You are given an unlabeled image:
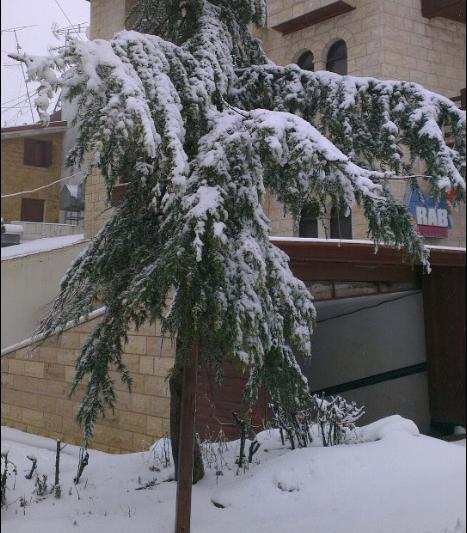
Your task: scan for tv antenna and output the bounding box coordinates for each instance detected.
[52,22,88,41]
[2,26,37,123]
[1,25,38,34]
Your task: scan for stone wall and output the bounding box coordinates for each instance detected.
[267,0,357,29]
[257,0,386,78]
[381,0,466,98]
[89,0,126,40]
[1,315,175,453]
[83,166,112,239]
[259,0,466,98]
[89,0,137,40]
[1,133,65,224]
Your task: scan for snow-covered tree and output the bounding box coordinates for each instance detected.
[13,0,465,468]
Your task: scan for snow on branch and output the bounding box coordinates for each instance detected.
[234,65,466,200]
[11,0,464,444]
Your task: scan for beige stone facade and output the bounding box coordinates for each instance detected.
[1,126,66,224]
[262,0,465,246]
[1,314,173,453]
[260,0,465,97]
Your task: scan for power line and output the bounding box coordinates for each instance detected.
[316,291,420,325]
[1,105,32,110]
[2,91,36,106]
[1,171,84,199]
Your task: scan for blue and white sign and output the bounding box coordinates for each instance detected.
[408,191,452,239]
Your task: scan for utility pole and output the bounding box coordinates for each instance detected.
[13,29,35,123]
[174,338,199,533]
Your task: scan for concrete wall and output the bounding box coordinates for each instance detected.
[1,241,87,349]
[1,315,174,453]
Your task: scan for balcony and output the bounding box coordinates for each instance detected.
[269,0,356,35]
[421,0,466,23]
[451,88,466,110]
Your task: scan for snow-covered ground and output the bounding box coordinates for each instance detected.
[1,416,465,533]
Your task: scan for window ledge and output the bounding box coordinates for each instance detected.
[271,1,356,35]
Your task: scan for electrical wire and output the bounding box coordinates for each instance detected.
[316,291,420,325]
[1,171,84,199]
[53,0,84,41]
[1,91,32,106]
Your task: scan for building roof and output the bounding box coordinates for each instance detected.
[272,237,466,268]
[1,120,68,140]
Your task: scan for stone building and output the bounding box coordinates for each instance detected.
[86,0,466,246]
[1,120,68,224]
[255,0,466,246]
[1,0,465,452]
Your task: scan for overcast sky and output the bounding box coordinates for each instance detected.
[1,0,90,127]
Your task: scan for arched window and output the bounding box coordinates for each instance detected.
[297,50,315,71]
[330,205,352,239]
[326,40,347,75]
[299,207,318,238]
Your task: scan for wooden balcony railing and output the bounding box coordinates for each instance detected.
[421,0,466,23]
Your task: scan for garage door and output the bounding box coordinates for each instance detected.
[301,290,431,433]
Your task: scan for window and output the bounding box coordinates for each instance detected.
[297,50,315,71]
[330,205,352,239]
[21,198,45,222]
[24,138,52,168]
[299,207,318,238]
[326,40,348,75]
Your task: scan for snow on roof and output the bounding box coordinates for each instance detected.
[66,184,80,198]
[1,234,86,261]
[270,236,466,253]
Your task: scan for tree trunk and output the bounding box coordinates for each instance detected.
[174,338,205,533]
[169,347,204,484]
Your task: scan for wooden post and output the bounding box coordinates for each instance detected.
[54,440,61,488]
[174,339,199,533]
